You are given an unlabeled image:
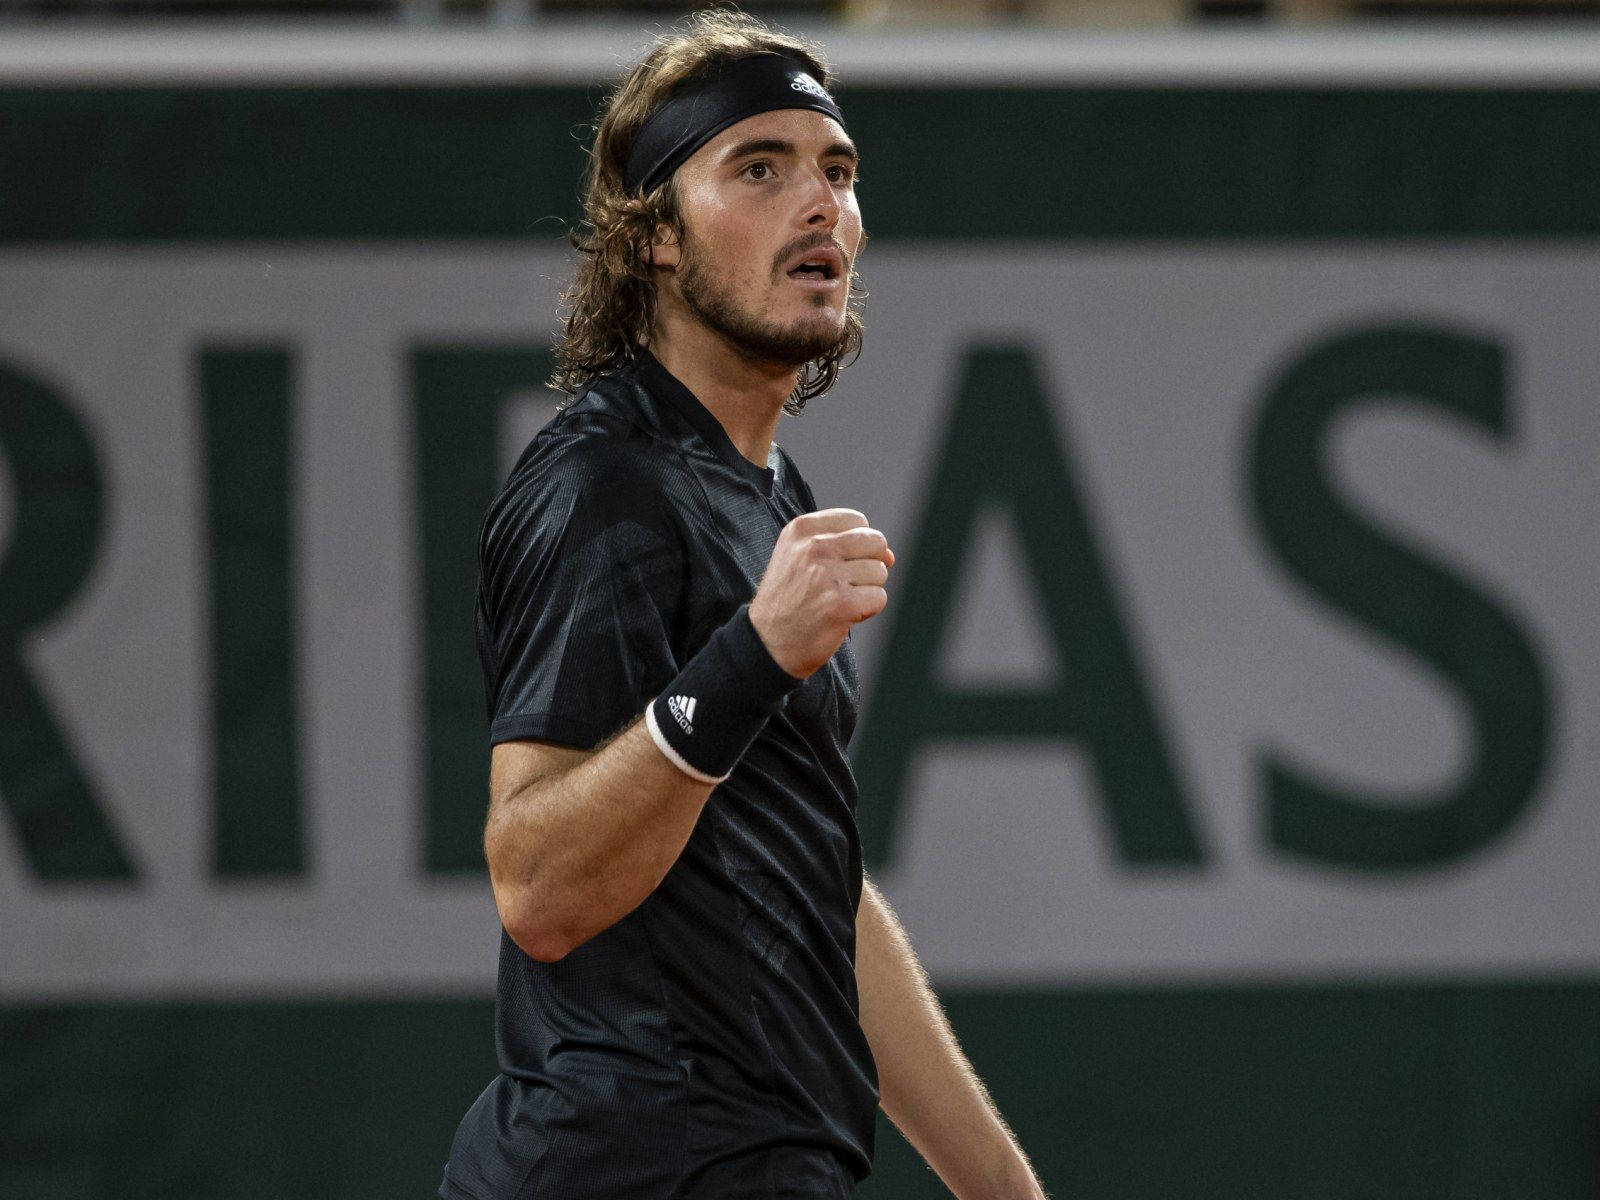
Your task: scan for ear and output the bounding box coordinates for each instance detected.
[647,220,682,271]
[624,195,680,271]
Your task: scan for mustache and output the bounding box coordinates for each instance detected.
[771,230,851,277]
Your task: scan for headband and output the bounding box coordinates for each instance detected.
[623,52,846,196]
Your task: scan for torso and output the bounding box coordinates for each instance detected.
[442,352,877,1200]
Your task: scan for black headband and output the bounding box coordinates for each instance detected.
[623,52,846,196]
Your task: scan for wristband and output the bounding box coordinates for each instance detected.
[645,604,803,784]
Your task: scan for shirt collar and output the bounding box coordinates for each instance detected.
[634,348,778,494]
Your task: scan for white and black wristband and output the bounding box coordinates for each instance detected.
[645,604,803,784]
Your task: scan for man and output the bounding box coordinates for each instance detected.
[441,12,1047,1199]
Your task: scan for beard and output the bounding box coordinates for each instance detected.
[676,236,849,369]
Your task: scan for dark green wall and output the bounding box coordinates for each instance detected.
[3,82,1598,1199]
[6,981,1600,1199]
[4,87,1600,243]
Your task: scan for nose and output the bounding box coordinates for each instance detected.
[801,166,840,230]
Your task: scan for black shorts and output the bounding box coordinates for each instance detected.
[439,1075,859,1200]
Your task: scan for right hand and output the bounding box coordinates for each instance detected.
[749,508,895,679]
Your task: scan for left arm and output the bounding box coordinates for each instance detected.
[855,875,1048,1200]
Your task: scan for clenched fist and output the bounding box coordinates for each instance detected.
[749,508,895,679]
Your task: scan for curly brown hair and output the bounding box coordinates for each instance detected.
[550,9,865,415]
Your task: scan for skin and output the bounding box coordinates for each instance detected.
[647,105,864,470]
[483,104,1046,1200]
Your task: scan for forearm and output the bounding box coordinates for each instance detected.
[856,879,1046,1200]
[486,718,713,960]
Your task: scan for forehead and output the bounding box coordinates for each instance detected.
[683,108,854,172]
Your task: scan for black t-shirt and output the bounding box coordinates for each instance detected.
[440,351,879,1200]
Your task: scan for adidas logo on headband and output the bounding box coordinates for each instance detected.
[790,72,831,101]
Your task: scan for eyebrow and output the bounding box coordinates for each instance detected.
[721,136,860,164]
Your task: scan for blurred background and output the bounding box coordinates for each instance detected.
[2,1,1599,1197]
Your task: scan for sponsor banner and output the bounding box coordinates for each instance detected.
[0,244,1595,997]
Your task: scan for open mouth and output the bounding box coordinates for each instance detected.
[788,263,836,281]
[786,254,840,283]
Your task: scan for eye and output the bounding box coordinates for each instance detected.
[744,161,772,180]
[826,163,855,184]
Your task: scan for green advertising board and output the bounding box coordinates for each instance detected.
[3,30,1599,1199]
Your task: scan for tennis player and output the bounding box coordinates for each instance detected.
[440,12,1046,1199]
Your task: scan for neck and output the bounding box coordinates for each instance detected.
[648,305,795,470]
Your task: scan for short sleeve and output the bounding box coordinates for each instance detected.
[476,440,685,749]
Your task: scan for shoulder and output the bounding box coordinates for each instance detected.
[516,372,673,488]
[483,384,688,560]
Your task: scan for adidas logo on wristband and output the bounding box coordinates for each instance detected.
[645,607,802,785]
[667,694,697,734]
